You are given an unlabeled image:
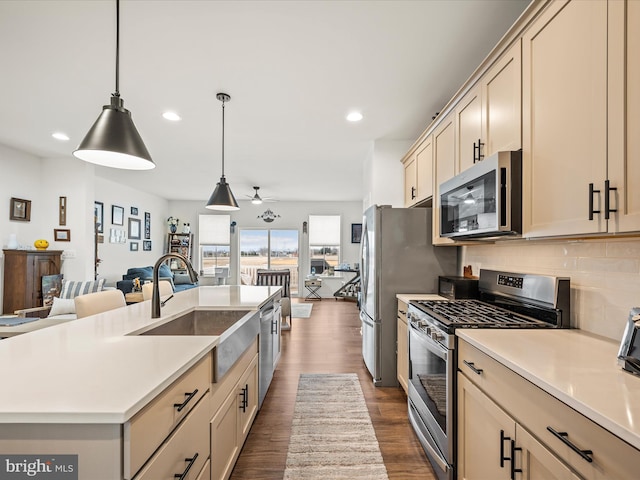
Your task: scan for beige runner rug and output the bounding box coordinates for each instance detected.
[283,373,389,479]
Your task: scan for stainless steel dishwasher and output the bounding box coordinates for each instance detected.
[259,298,280,408]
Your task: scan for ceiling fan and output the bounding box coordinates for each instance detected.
[245,186,276,205]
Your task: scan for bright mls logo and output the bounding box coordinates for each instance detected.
[0,455,77,480]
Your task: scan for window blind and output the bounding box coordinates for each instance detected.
[199,214,230,244]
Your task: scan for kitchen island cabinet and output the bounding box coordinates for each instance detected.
[0,285,281,479]
[457,330,640,480]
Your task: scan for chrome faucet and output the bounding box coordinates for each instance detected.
[151,253,198,318]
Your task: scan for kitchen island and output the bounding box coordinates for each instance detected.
[0,285,281,479]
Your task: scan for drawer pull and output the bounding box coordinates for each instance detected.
[499,429,511,468]
[510,440,522,480]
[174,389,199,412]
[463,360,483,375]
[239,384,249,413]
[174,453,199,480]
[547,426,593,463]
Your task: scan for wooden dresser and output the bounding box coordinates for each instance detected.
[2,249,62,314]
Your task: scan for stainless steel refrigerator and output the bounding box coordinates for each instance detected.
[360,205,457,386]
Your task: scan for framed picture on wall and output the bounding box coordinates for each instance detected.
[54,229,71,241]
[130,242,139,252]
[9,197,31,222]
[130,206,138,216]
[351,223,362,243]
[112,205,124,226]
[143,240,152,251]
[144,212,151,239]
[128,218,141,240]
[94,201,104,233]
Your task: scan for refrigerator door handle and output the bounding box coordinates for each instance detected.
[360,219,370,306]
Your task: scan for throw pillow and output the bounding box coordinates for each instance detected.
[60,279,105,299]
[49,297,76,316]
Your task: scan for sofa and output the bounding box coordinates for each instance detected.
[116,265,198,294]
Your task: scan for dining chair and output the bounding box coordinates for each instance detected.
[142,280,174,301]
[74,289,127,319]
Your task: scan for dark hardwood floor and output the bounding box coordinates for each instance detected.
[230,298,437,479]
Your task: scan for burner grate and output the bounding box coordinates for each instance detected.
[414,299,545,327]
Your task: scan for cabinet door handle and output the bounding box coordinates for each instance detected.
[604,179,617,220]
[239,384,249,412]
[174,389,199,412]
[588,183,601,220]
[473,139,485,163]
[174,453,199,480]
[500,429,511,468]
[411,186,416,200]
[547,426,593,463]
[463,360,483,375]
[510,440,522,479]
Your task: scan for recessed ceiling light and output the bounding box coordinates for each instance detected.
[162,111,182,121]
[52,132,70,141]
[346,111,363,122]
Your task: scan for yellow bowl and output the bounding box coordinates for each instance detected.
[34,239,49,250]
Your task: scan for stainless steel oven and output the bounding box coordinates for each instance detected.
[408,312,455,480]
[407,269,570,480]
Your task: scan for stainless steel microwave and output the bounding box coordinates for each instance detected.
[439,150,522,239]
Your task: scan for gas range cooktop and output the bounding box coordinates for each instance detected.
[410,299,549,329]
[409,269,571,332]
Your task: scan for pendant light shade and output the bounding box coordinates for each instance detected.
[206,93,239,211]
[73,0,154,170]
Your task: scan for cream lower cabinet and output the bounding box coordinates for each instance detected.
[458,374,579,480]
[458,339,640,480]
[396,300,408,394]
[211,342,259,480]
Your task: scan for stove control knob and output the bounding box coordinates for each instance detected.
[431,331,443,342]
[425,326,432,336]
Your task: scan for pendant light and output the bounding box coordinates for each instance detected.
[73,0,154,170]
[206,93,239,211]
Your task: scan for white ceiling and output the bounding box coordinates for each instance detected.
[0,0,530,203]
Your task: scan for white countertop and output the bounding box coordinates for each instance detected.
[396,293,445,303]
[457,329,640,450]
[0,286,280,424]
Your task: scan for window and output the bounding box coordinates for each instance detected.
[239,229,299,294]
[198,214,230,275]
[308,215,340,274]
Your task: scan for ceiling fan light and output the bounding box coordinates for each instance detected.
[251,197,263,205]
[74,96,155,170]
[206,176,240,211]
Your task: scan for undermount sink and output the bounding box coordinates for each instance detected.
[140,309,260,381]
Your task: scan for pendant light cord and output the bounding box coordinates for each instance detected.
[221,99,226,177]
[114,0,120,97]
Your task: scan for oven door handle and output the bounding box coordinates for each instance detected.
[409,322,448,360]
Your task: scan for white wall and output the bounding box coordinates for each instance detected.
[94,177,169,285]
[168,199,363,297]
[362,139,410,211]
[462,238,640,341]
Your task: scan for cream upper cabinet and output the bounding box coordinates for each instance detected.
[456,85,482,174]
[432,113,457,245]
[482,40,522,156]
[608,0,640,234]
[403,135,434,207]
[456,41,521,176]
[522,0,608,238]
[403,155,418,207]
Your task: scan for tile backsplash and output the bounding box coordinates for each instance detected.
[461,238,640,341]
